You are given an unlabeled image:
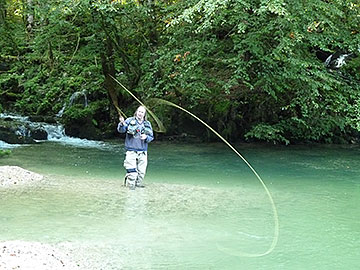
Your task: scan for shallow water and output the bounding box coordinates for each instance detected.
[0,141,359,269]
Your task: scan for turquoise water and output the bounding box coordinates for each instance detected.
[0,141,359,269]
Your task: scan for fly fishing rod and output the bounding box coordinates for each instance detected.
[110,76,279,257]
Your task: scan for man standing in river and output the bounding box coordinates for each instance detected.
[117,106,154,190]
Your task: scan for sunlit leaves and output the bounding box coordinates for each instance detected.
[2,0,23,19]
[171,0,232,32]
[257,0,289,16]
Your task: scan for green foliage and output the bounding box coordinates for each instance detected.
[0,0,359,143]
[152,0,360,143]
[245,123,290,145]
[61,105,92,123]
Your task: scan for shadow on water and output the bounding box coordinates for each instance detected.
[0,141,359,269]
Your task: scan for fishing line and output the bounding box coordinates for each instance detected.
[111,95,127,119]
[106,76,127,119]
[149,98,279,258]
[110,76,279,257]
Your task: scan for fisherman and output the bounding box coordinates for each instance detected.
[117,106,154,190]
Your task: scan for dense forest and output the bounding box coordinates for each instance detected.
[0,0,359,144]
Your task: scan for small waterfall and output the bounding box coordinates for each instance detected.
[56,90,88,118]
[0,113,29,122]
[40,123,66,140]
[15,125,31,137]
[44,123,108,149]
[0,113,65,141]
[56,105,66,118]
[0,113,109,149]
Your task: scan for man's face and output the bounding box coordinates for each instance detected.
[136,107,146,121]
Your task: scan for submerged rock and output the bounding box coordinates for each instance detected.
[31,128,48,140]
[0,125,36,144]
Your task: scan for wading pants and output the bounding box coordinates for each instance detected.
[123,151,147,187]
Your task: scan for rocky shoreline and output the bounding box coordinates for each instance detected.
[0,166,44,187]
[0,241,79,270]
[0,166,80,269]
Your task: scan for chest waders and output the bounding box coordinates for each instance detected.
[123,118,150,189]
[124,151,147,189]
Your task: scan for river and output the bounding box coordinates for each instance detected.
[0,140,359,269]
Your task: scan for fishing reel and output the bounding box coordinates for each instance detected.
[142,122,152,135]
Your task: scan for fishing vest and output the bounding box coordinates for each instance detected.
[127,117,152,136]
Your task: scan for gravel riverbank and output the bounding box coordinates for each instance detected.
[0,166,80,269]
[0,166,43,187]
[0,241,79,270]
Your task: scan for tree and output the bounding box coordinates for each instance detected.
[0,0,359,143]
[141,0,360,143]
